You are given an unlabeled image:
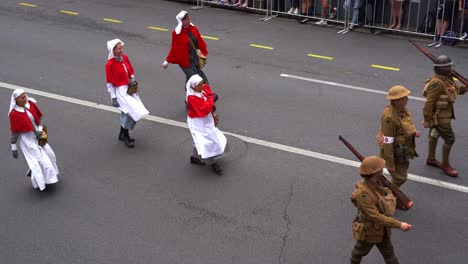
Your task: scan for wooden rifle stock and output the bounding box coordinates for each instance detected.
[409,40,468,87]
[338,135,414,210]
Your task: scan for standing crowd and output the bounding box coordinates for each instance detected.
[7,8,468,264]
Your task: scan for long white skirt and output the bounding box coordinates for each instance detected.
[116,85,149,122]
[18,131,59,191]
[188,114,227,159]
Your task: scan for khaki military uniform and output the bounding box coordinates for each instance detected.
[380,105,418,187]
[423,74,467,144]
[350,180,401,264]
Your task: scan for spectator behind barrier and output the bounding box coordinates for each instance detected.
[390,0,405,30]
[435,0,456,41]
[288,0,300,14]
[460,0,468,39]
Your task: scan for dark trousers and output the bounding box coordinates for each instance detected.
[180,65,209,90]
[350,234,399,264]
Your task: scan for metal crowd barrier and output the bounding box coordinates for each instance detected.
[188,0,467,47]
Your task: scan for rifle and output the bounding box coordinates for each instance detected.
[338,135,414,210]
[409,40,468,87]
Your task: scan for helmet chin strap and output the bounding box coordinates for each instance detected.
[434,67,451,76]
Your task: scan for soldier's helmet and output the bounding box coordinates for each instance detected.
[359,156,385,176]
[433,55,453,67]
[386,85,411,100]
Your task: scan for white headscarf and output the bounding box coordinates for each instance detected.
[107,38,124,60]
[186,74,204,98]
[175,10,194,35]
[8,88,36,116]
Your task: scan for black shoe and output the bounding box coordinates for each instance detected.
[26,169,31,177]
[211,163,223,175]
[299,18,309,24]
[119,127,134,142]
[190,156,206,165]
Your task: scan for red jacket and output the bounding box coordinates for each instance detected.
[10,101,42,133]
[105,54,134,87]
[187,84,214,118]
[165,26,208,68]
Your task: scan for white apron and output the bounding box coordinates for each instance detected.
[18,131,59,191]
[115,85,149,122]
[188,114,227,159]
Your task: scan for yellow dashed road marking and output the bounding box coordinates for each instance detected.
[19,2,37,7]
[371,64,400,71]
[202,35,219,40]
[307,53,334,60]
[103,18,123,23]
[147,26,168,32]
[59,10,79,15]
[249,44,274,50]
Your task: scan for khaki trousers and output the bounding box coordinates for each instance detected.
[390,160,409,188]
[350,234,399,264]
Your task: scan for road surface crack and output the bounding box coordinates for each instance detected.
[278,184,293,264]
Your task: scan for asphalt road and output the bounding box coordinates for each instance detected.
[1,0,468,263]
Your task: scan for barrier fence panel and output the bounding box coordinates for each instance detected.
[183,0,467,45]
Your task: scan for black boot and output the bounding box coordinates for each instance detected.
[123,129,134,148]
[211,163,223,176]
[190,156,206,165]
[118,126,125,141]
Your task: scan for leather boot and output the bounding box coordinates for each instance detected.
[123,129,134,148]
[441,144,458,177]
[211,163,223,176]
[118,126,125,141]
[426,137,441,168]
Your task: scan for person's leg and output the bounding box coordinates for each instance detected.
[426,127,441,166]
[376,235,400,264]
[395,1,403,29]
[437,122,457,176]
[441,20,449,37]
[350,240,375,264]
[351,0,360,25]
[390,0,397,28]
[390,160,409,188]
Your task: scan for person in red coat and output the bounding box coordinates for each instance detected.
[161,11,209,89]
[9,89,59,191]
[186,75,226,175]
[106,38,149,148]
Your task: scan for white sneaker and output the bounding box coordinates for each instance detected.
[315,19,327,25]
[288,7,294,14]
[461,32,468,40]
[293,8,299,14]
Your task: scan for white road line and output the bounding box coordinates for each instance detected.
[280,73,426,102]
[1,81,467,194]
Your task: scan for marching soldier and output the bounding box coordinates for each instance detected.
[350,156,412,264]
[379,85,420,188]
[423,55,468,177]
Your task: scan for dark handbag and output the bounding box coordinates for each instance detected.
[127,81,138,95]
[188,37,207,68]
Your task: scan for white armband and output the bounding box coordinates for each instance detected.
[383,136,394,144]
[11,144,17,151]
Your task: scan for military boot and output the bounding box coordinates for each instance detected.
[426,137,442,168]
[441,144,458,177]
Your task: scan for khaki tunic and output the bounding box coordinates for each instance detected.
[380,105,417,169]
[422,74,467,126]
[351,180,401,244]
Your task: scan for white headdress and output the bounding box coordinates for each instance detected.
[8,88,36,116]
[186,74,204,98]
[107,38,124,60]
[175,10,194,35]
